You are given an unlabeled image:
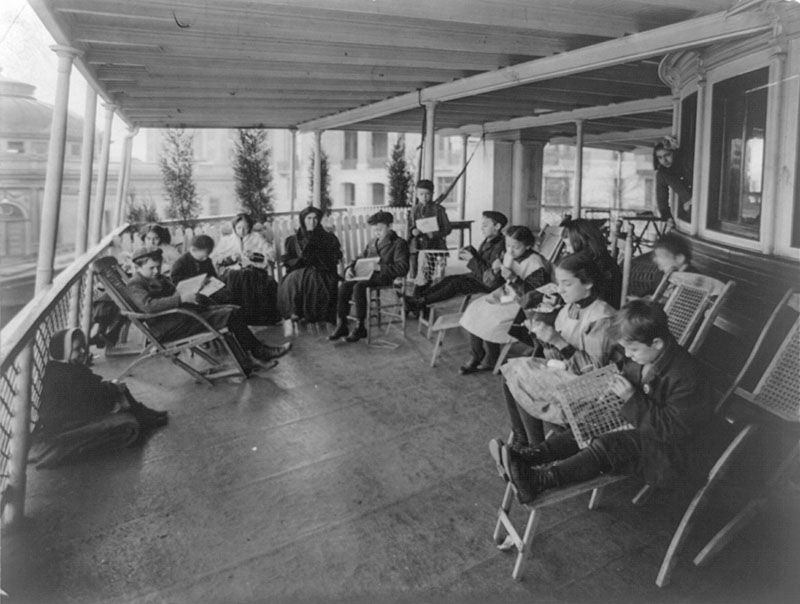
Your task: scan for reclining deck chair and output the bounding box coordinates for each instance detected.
[93,256,249,385]
[492,274,737,587]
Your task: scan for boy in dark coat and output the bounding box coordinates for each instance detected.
[493,299,711,503]
[28,328,167,469]
[126,248,290,367]
[406,210,507,314]
[407,179,452,279]
[329,211,410,342]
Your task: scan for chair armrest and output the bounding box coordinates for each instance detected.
[121,307,225,337]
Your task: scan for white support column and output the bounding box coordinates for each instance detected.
[289,127,297,214]
[762,40,787,255]
[35,45,81,293]
[573,119,584,219]
[120,128,137,225]
[70,88,97,330]
[112,128,135,228]
[423,101,437,180]
[511,139,525,224]
[459,134,469,220]
[312,130,322,207]
[90,103,115,245]
[689,68,706,236]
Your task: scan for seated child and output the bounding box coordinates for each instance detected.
[492,300,711,504]
[28,328,167,469]
[125,247,290,369]
[627,232,693,300]
[329,211,410,342]
[405,210,507,314]
[499,252,617,446]
[171,234,233,305]
[458,226,550,374]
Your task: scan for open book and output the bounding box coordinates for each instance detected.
[349,256,380,281]
[415,216,440,234]
[175,273,226,297]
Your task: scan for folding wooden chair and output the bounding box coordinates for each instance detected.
[358,280,407,348]
[92,256,249,385]
[536,224,566,265]
[491,290,796,588]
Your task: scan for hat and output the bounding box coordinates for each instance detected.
[49,328,85,362]
[482,210,508,228]
[367,211,394,225]
[131,247,163,264]
[416,179,434,192]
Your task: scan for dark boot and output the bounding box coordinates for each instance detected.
[551,448,606,486]
[345,322,368,342]
[503,446,560,505]
[328,321,350,341]
[128,406,169,429]
[508,441,557,467]
[509,429,528,449]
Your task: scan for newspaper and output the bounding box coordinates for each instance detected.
[415,216,439,234]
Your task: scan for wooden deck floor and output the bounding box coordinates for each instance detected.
[3,322,799,603]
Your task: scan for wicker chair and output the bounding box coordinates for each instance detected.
[93,256,249,385]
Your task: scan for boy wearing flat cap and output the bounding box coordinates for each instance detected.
[330,211,410,342]
[126,247,290,369]
[406,210,507,314]
[407,179,452,280]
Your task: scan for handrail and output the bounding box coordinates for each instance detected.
[0,225,129,371]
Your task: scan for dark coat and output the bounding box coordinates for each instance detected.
[596,252,623,309]
[465,234,505,290]
[408,202,452,251]
[125,273,235,340]
[38,361,118,436]
[656,163,692,220]
[617,337,712,487]
[350,230,410,283]
[281,228,342,275]
[170,252,218,284]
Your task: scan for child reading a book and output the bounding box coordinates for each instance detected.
[492,299,711,504]
[329,211,410,342]
[126,247,290,369]
[28,328,167,468]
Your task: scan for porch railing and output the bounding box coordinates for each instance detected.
[0,225,128,526]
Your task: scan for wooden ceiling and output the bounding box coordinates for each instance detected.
[30,0,749,146]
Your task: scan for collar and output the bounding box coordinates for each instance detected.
[566,293,597,319]
[481,233,504,248]
[377,230,397,246]
[649,335,679,378]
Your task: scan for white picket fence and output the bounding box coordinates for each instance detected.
[119,206,411,280]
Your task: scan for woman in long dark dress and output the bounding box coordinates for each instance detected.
[212,213,280,325]
[277,206,343,325]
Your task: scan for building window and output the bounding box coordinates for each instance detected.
[31,141,47,155]
[370,183,385,205]
[343,132,358,169]
[436,176,456,206]
[343,182,355,206]
[677,92,697,223]
[544,176,571,206]
[208,196,220,216]
[370,133,388,166]
[707,67,768,240]
[6,141,25,154]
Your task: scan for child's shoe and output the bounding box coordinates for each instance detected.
[345,325,368,342]
[328,322,349,341]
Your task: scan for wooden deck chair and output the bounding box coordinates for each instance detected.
[347,279,407,348]
[491,292,794,588]
[536,224,565,265]
[92,256,249,385]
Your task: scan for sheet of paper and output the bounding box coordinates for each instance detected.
[199,276,225,297]
[350,256,379,281]
[415,216,439,234]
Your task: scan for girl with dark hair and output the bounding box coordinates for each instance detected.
[277,206,343,326]
[212,213,279,325]
[653,137,692,222]
[498,252,617,450]
[141,223,180,275]
[562,218,622,308]
[457,226,551,374]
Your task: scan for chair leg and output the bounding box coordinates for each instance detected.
[512,509,541,581]
[426,307,436,340]
[632,484,653,505]
[588,487,604,510]
[430,330,445,367]
[493,481,516,545]
[693,498,766,568]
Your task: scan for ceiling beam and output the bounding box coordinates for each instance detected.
[548,126,671,145]
[298,9,771,131]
